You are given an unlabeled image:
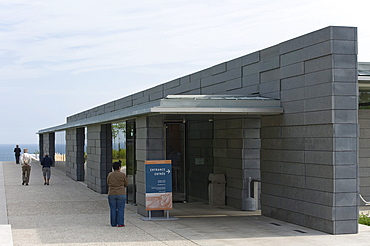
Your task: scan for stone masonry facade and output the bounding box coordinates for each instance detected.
[40,26,359,234]
[259,27,358,234]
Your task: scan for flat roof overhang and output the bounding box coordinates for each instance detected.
[37,95,283,134]
[151,95,283,115]
[359,76,370,90]
[359,62,370,90]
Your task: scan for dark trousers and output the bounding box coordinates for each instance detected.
[15,155,20,164]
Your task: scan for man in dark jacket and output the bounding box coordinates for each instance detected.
[41,154,53,185]
[14,145,21,164]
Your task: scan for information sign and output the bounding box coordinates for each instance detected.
[145,160,172,211]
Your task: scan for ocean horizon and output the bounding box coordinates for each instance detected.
[0,144,66,161]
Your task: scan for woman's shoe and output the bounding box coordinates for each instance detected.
[117,225,125,227]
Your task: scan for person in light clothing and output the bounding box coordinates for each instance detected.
[21,149,38,186]
[107,161,128,227]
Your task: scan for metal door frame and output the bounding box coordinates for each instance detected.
[164,121,187,202]
[125,120,136,205]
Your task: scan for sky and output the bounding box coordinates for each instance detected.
[1,0,370,144]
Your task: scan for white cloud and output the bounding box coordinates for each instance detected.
[1,0,370,143]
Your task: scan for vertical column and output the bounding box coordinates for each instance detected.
[66,129,75,180]
[213,118,243,208]
[242,118,261,208]
[65,128,85,181]
[39,134,44,161]
[86,124,112,194]
[359,110,370,200]
[42,132,55,162]
[331,54,359,233]
[136,116,164,216]
[76,128,85,181]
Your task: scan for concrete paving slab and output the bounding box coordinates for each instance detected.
[0,224,13,246]
[0,162,9,224]
[2,160,370,246]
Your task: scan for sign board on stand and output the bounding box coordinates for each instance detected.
[141,160,178,221]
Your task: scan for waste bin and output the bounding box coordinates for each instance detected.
[208,174,226,206]
[241,177,256,211]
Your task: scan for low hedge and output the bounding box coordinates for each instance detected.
[359,213,370,226]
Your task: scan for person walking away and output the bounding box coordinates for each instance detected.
[41,153,53,185]
[14,145,21,164]
[21,149,37,186]
[107,161,128,227]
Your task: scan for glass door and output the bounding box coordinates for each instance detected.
[126,120,136,204]
[165,123,186,202]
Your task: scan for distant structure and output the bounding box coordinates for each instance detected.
[39,26,367,235]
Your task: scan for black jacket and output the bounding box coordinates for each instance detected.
[14,148,21,156]
[41,156,53,167]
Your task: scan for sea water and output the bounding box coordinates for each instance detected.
[0,144,66,161]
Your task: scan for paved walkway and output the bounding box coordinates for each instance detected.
[2,160,370,246]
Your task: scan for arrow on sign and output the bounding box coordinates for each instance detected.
[166,169,171,174]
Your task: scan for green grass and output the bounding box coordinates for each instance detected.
[359,213,370,226]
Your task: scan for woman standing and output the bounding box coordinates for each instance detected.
[107,161,128,227]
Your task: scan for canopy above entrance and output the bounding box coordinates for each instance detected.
[37,95,282,134]
[152,95,283,115]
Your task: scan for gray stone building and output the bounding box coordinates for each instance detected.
[38,26,364,234]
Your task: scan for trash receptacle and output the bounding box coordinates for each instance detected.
[241,177,256,211]
[208,174,226,206]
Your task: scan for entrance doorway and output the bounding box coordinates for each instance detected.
[126,120,136,204]
[165,123,186,202]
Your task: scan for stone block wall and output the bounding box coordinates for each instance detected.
[242,118,261,208]
[136,116,165,216]
[359,110,370,201]
[65,128,76,179]
[213,117,261,209]
[40,133,55,162]
[86,124,112,194]
[260,26,358,234]
[65,128,85,181]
